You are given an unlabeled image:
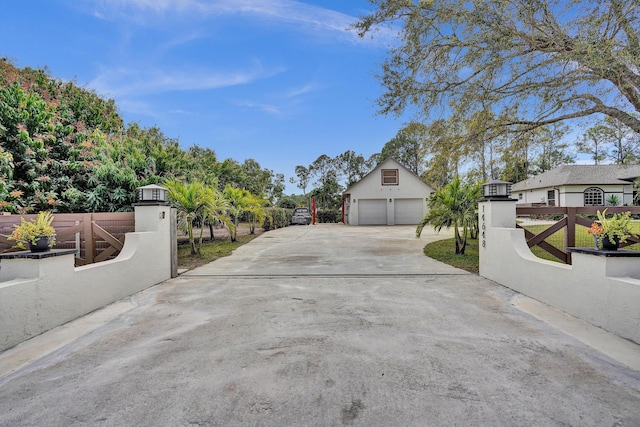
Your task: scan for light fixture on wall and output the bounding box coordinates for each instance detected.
[136,184,169,205]
[482,179,513,201]
[389,198,392,203]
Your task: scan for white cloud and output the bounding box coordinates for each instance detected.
[93,0,207,15]
[89,63,285,97]
[285,82,320,99]
[234,100,283,116]
[170,109,197,115]
[159,31,208,51]
[116,98,160,118]
[87,0,394,46]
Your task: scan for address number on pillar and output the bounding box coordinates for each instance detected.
[481,205,486,248]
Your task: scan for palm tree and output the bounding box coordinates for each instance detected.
[223,185,251,242]
[203,188,232,242]
[245,193,268,234]
[165,179,216,255]
[416,176,479,254]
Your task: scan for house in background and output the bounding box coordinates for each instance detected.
[512,164,640,207]
[342,157,435,225]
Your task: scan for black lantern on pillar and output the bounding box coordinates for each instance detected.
[136,184,168,205]
[482,179,513,200]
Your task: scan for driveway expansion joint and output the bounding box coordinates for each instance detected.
[180,273,472,278]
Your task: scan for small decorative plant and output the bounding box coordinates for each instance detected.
[606,194,621,206]
[586,221,604,237]
[8,211,57,250]
[586,209,637,249]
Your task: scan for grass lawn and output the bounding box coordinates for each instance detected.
[178,233,260,271]
[422,220,640,272]
[423,238,479,274]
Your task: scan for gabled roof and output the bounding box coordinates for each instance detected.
[512,164,640,191]
[343,157,433,194]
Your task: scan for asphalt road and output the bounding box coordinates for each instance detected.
[0,224,639,426]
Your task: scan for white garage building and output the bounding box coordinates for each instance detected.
[342,157,435,226]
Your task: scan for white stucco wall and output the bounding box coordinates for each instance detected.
[0,204,173,352]
[480,200,640,344]
[345,158,433,225]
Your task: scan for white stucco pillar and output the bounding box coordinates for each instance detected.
[133,203,176,277]
[479,198,517,279]
[479,199,516,230]
[134,203,170,232]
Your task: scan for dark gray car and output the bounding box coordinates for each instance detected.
[291,207,312,225]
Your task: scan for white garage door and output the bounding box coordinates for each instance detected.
[358,199,387,225]
[394,198,424,225]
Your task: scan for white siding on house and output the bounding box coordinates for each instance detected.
[344,158,434,226]
[518,188,548,205]
[512,165,640,207]
[394,198,424,224]
[563,191,583,207]
[517,184,630,207]
[624,191,635,206]
[358,199,387,225]
[562,185,626,207]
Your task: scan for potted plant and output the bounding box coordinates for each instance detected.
[8,211,57,252]
[586,209,637,250]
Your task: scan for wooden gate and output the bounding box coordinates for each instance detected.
[515,206,640,264]
[0,212,135,266]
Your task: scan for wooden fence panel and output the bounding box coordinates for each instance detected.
[516,206,640,264]
[0,212,135,266]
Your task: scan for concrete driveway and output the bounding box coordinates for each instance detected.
[0,224,639,426]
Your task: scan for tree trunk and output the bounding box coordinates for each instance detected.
[230,219,238,242]
[197,225,204,255]
[188,226,197,256]
[469,223,478,240]
[459,226,468,255]
[249,214,256,234]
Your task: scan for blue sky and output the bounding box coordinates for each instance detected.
[1,0,408,194]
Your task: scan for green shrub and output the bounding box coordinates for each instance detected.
[262,207,293,230]
[316,208,341,223]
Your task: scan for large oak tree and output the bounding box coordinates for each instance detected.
[356,0,640,134]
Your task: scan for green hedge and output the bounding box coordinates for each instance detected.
[316,208,341,223]
[263,207,342,228]
[262,207,293,231]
